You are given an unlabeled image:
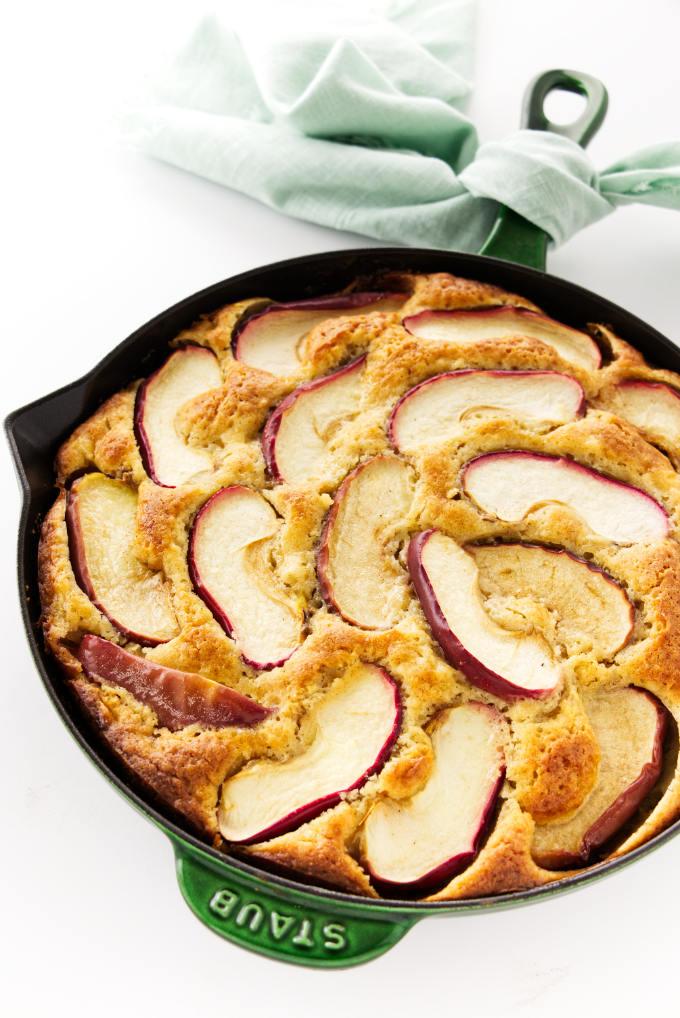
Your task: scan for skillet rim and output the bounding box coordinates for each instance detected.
[8,244,680,914]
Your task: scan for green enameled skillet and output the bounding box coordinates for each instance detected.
[8,71,680,968]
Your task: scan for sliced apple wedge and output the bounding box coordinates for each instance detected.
[532,687,668,868]
[67,473,178,646]
[613,380,680,453]
[233,292,405,376]
[76,634,272,731]
[218,663,401,843]
[189,486,304,670]
[317,456,414,628]
[470,543,634,658]
[403,306,600,371]
[135,346,222,487]
[462,451,669,545]
[408,531,563,699]
[389,370,585,453]
[363,702,506,895]
[262,356,365,485]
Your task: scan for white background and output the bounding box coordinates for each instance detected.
[2,1,679,1015]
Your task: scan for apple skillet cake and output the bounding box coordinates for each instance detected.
[39,272,680,899]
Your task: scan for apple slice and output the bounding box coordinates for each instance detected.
[389,370,585,453]
[469,543,634,658]
[462,451,669,545]
[218,663,401,843]
[532,687,668,868]
[233,292,405,376]
[262,356,365,485]
[408,531,563,699]
[76,634,272,731]
[403,306,600,371]
[66,473,178,646]
[317,456,414,628]
[613,380,680,453]
[134,346,222,487]
[189,486,304,670]
[363,702,506,895]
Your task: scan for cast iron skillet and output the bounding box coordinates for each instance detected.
[7,71,680,968]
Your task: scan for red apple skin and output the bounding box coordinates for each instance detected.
[234,667,403,844]
[76,634,273,731]
[134,345,219,488]
[133,380,155,481]
[617,379,680,401]
[407,531,558,701]
[65,481,166,649]
[367,742,505,898]
[188,486,300,671]
[261,355,366,482]
[188,486,240,644]
[232,291,406,360]
[387,369,586,448]
[401,305,602,369]
[540,689,669,870]
[461,450,671,532]
[366,787,503,898]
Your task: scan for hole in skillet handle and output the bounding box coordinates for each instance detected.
[478,69,609,270]
[543,89,588,129]
[523,68,608,147]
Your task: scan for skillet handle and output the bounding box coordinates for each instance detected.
[172,839,420,968]
[478,69,609,269]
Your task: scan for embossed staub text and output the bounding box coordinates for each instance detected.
[209,887,348,952]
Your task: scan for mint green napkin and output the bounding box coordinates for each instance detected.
[123,0,680,250]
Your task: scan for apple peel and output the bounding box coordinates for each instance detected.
[388,369,585,453]
[262,356,366,485]
[613,380,680,453]
[234,292,405,376]
[66,473,178,647]
[189,486,304,671]
[363,702,506,896]
[462,450,669,545]
[134,345,222,488]
[402,306,601,372]
[532,687,669,868]
[408,530,563,700]
[317,456,414,629]
[76,634,272,731]
[218,663,401,843]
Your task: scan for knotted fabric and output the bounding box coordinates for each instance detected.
[122,0,680,250]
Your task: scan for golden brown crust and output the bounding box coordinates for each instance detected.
[404,271,540,315]
[56,387,145,485]
[243,805,378,897]
[134,481,202,571]
[69,674,246,836]
[176,362,288,446]
[511,726,601,823]
[38,270,680,900]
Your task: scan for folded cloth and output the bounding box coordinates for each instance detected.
[122,0,680,250]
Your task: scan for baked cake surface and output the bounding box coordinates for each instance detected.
[38,271,680,899]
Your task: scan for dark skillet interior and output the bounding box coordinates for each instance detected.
[8,245,680,911]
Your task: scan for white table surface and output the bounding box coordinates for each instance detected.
[3,1,679,1014]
